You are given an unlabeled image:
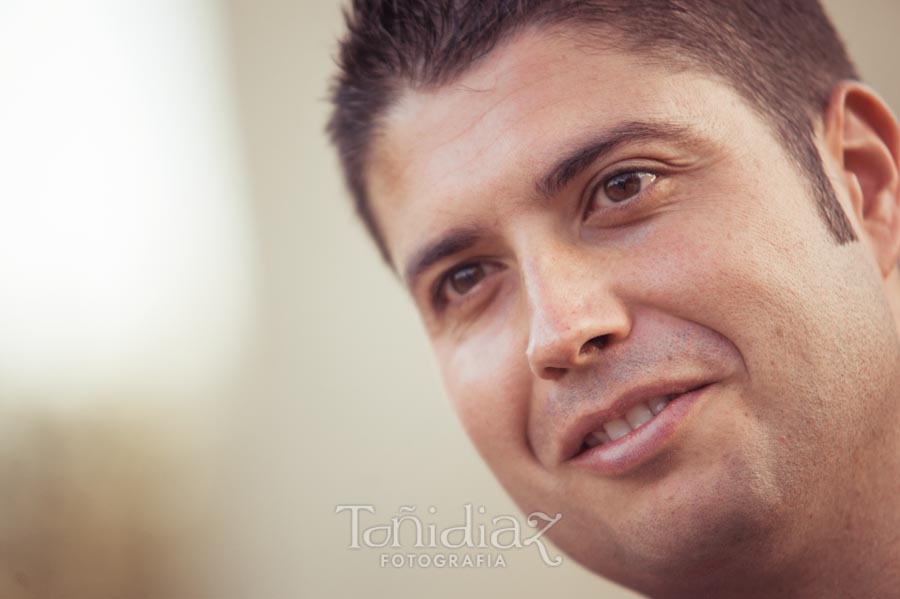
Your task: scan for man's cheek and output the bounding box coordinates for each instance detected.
[623,210,764,316]
[438,330,532,459]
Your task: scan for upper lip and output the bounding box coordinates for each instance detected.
[557,376,714,464]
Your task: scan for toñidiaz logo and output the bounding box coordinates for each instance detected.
[335,504,563,568]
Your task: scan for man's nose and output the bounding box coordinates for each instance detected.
[522,246,631,380]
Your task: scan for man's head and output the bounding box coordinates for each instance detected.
[329,2,900,597]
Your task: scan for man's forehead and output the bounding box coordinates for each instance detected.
[369,30,598,192]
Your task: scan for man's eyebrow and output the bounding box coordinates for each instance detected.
[403,227,483,290]
[535,121,693,198]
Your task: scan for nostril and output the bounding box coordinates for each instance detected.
[581,335,611,354]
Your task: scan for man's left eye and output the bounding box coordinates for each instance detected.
[591,170,657,207]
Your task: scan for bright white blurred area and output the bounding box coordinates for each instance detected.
[0,2,256,403]
[0,2,256,598]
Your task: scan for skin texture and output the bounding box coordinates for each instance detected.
[366,28,900,598]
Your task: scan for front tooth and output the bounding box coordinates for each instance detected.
[648,396,670,415]
[584,430,610,448]
[593,430,611,444]
[625,403,654,428]
[603,418,632,441]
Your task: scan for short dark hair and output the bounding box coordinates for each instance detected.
[327,0,859,262]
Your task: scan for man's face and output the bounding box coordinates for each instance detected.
[366,29,900,595]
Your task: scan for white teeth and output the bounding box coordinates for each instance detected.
[625,403,654,428]
[648,396,670,415]
[582,392,683,450]
[603,418,632,441]
[584,397,674,450]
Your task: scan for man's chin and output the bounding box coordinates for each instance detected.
[547,462,785,595]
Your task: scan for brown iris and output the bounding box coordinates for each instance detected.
[604,171,645,202]
[449,264,485,295]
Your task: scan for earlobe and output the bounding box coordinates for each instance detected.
[824,82,900,277]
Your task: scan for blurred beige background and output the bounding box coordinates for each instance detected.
[0,1,897,598]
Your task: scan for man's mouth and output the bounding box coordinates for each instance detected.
[562,381,715,475]
[580,394,676,451]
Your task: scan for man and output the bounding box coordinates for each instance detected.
[327,1,900,597]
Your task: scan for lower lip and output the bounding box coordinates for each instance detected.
[569,384,713,477]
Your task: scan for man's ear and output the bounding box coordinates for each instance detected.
[823,81,900,277]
